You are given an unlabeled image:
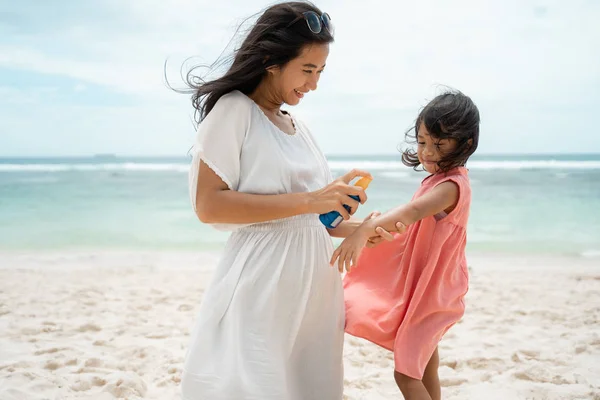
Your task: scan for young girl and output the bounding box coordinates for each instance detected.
[330,90,480,400]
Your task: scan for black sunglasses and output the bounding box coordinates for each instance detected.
[302,11,334,35]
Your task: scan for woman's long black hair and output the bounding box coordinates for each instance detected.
[174,1,333,125]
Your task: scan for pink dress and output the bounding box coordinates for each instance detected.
[343,167,471,379]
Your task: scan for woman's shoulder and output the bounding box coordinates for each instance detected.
[214,90,253,110]
[203,90,255,126]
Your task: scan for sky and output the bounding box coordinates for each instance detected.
[0,0,599,157]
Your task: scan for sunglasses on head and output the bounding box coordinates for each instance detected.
[302,11,334,35]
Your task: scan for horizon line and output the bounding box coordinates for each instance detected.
[0,152,599,159]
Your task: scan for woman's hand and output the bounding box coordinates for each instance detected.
[306,169,372,221]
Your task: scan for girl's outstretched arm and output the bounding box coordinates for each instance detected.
[328,211,400,249]
[366,181,459,235]
[330,181,459,272]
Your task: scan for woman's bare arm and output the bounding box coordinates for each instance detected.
[195,161,371,224]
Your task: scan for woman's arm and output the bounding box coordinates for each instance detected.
[326,218,362,238]
[195,161,372,224]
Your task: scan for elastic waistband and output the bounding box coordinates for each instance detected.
[239,214,324,232]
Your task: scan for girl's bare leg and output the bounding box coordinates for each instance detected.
[422,347,441,400]
[394,347,441,400]
[394,371,431,400]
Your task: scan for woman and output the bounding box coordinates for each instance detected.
[181,2,376,399]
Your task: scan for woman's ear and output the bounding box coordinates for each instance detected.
[265,64,280,75]
[264,56,279,75]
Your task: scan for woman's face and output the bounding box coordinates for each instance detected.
[268,43,329,106]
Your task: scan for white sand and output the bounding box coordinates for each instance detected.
[0,251,598,400]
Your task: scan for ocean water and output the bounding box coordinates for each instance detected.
[0,154,599,258]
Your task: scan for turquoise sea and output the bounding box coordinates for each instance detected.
[0,154,599,258]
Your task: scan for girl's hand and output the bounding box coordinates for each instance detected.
[367,223,407,248]
[307,169,372,221]
[330,221,373,273]
[364,211,392,247]
[363,211,406,248]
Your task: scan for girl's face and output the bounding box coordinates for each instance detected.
[267,43,329,106]
[417,122,458,174]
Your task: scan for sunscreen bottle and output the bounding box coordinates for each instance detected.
[318,176,372,229]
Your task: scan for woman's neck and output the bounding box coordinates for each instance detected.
[249,81,283,116]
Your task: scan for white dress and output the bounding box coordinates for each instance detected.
[181,91,345,400]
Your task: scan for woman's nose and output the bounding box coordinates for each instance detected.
[306,74,319,91]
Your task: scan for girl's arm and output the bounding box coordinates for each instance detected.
[362,181,459,236]
[195,161,371,224]
[330,181,459,271]
[328,213,400,241]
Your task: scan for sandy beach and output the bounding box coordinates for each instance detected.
[0,251,598,400]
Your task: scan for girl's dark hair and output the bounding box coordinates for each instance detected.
[402,90,480,173]
[180,1,333,124]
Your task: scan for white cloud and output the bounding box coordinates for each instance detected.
[1,0,599,155]
[0,86,58,105]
